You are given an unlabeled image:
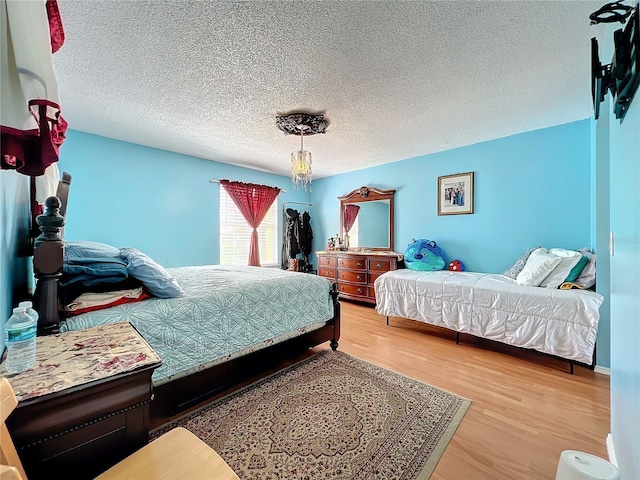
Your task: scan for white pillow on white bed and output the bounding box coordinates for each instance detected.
[516,248,562,287]
[539,248,582,289]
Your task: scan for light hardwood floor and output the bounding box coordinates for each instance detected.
[166,300,610,480]
[333,300,611,480]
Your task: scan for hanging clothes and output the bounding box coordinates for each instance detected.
[282,208,301,269]
[299,210,313,258]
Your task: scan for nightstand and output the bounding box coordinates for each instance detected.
[2,322,162,480]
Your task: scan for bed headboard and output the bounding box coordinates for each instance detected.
[32,172,71,334]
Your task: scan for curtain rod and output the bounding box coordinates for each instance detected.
[283,201,313,208]
[209,178,286,193]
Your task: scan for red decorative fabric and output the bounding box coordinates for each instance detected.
[0,0,67,176]
[46,0,65,53]
[65,292,151,317]
[1,101,68,176]
[220,180,281,266]
[343,204,361,233]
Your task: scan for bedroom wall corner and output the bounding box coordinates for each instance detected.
[0,170,32,353]
[605,18,640,477]
[593,101,611,370]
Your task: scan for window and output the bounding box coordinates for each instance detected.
[219,188,278,266]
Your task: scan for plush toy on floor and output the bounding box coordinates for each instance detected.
[448,260,465,271]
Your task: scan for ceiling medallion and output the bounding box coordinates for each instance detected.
[275,113,329,136]
[276,112,329,192]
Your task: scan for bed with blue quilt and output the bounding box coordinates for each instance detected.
[31,187,340,425]
[60,264,338,388]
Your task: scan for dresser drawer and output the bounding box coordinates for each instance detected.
[337,257,367,270]
[369,258,393,272]
[318,267,337,279]
[318,256,337,267]
[337,282,368,298]
[337,269,367,284]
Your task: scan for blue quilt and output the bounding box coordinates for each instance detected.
[60,265,335,385]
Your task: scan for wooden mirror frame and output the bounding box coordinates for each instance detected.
[338,186,395,252]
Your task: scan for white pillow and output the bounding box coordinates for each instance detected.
[516,248,562,287]
[539,248,582,289]
[575,248,596,289]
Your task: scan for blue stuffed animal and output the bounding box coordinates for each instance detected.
[404,238,447,271]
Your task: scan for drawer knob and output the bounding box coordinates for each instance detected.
[376,263,383,268]
[357,288,363,294]
[357,262,363,267]
[357,275,362,280]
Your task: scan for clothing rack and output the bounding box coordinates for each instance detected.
[282,201,314,272]
[282,201,313,211]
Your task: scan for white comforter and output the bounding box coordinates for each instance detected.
[374,270,604,364]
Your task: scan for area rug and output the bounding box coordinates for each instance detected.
[151,350,471,480]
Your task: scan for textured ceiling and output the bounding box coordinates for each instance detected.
[53,0,606,179]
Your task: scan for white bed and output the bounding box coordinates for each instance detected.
[374,270,604,365]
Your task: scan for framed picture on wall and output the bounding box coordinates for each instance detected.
[437,172,474,215]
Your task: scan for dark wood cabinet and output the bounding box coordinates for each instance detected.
[317,251,403,304]
[3,323,162,480]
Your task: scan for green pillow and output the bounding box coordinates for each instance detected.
[564,255,589,283]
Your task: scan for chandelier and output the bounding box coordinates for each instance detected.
[276,112,328,192]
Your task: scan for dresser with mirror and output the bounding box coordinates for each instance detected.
[317,186,404,304]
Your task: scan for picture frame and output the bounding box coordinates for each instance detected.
[437,171,474,215]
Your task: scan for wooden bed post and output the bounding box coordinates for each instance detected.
[330,282,340,351]
[33,196,65,335]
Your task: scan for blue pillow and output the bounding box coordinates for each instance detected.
[65,241,123,263]
[120,248,184,298]
[63,241,129,286]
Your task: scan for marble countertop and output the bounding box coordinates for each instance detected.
[316,250,404,259]
[0,322,162,402]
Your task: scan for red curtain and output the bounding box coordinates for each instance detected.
[220,180,281,267]
[343,204,360,233]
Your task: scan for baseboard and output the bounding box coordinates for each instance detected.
[595,365,611,375]
[606,433,618,467]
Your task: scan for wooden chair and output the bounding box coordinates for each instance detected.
[1,378,27,480]
[1,378,240,480]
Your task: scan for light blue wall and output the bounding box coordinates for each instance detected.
[603,24,640,478]
[312,120,592,272]
[57,130,311,267]
[594,99,612,370]
[311,120,608,367]
[0,171,32,353]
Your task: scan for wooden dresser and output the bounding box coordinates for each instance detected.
[317,251,404,304]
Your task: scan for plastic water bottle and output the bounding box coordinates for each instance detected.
[18,301,39,325]
[4,306,37,374]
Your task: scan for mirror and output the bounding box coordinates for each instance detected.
[339,186,395,251]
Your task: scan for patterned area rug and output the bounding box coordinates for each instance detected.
[151,351,471,480]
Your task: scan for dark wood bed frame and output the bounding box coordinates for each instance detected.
[31,173,341,427]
